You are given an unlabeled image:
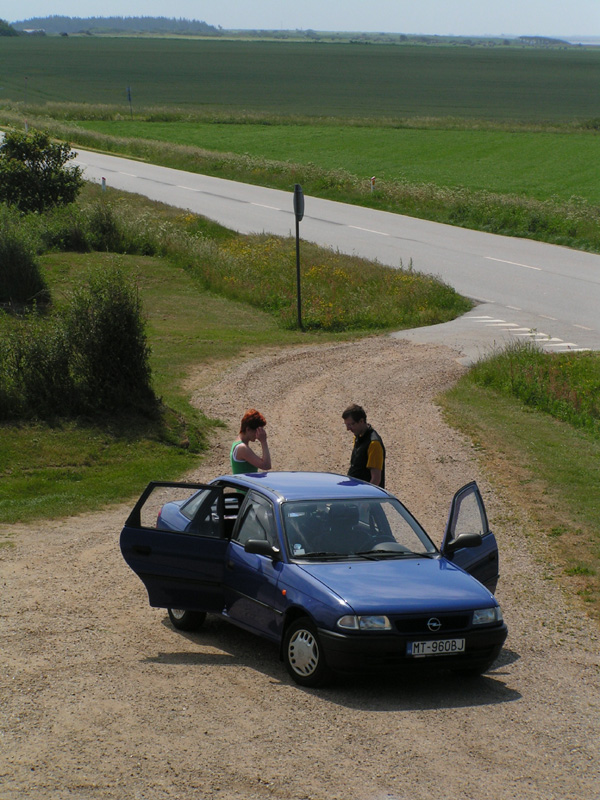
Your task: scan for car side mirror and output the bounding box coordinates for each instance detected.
[444,532,483,554]
[244,539,281,560]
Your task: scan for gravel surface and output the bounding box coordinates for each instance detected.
[1,336,599,800]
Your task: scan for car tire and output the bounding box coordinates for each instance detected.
[283,617,333,688]
[167,608,207,631]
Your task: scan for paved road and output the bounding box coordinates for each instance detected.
[75,148,600,363]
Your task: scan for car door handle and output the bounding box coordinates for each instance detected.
[132,545,152,555]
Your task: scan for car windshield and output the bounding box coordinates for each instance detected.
[282,498,437,559]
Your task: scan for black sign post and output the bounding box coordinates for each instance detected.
[293,184,305,330]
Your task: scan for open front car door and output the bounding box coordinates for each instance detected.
[440,481,499,593]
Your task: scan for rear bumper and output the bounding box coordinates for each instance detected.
[318,623,508,674]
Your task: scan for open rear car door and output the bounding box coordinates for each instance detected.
[440,481,499,593]
[120,482,229,612]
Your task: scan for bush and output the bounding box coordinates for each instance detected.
[63,265,155,415]
[0,265,156,420]
[0,206,50,305]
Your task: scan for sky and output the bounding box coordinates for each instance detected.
[4,0,599,39]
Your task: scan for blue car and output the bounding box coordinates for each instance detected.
[120,472,507,687]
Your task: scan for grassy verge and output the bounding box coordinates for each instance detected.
[440,345,600,622]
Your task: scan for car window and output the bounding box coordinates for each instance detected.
[234,494,277,547]
[145,485,223,537]
[182,487,223,537]
[180,488,212,520]
[447,488,486,541]
[282,498,435,557]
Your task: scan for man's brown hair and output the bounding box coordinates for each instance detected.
[342,404,366,423]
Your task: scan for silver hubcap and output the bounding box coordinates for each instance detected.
[288,628,319,676]
[170,609,186,620]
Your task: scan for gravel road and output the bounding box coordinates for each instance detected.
[1,336,599,800]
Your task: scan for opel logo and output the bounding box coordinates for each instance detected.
[427,617,442,632]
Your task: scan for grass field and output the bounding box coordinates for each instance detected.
[2,38,600,121]
[78,120,600,204]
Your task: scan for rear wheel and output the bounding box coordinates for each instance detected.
[283,617,333,687]
[167,608,206,631]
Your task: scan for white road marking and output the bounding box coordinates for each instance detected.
[251,203,280,210]
[574,324,594,331]
[119,172,137,177]
[539,314,557,320]
[177,185,200,191]
[513,332,550,338]
[485,256,542,271]
[349,226,390,236]
[463,314,589,353]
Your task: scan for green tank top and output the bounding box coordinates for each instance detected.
[230,440,258,474]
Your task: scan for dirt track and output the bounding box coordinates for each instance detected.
[1,336,599,800]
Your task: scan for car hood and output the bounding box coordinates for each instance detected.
[297,556,495,614]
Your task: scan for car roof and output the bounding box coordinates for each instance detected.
[215,471,390,502]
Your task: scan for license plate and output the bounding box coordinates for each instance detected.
[407,638,465,656]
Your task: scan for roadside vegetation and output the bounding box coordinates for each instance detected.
[0,183,468,527]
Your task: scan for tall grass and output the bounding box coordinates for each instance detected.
[468,341,600,438]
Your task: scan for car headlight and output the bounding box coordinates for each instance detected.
[472,606,503,625]
[337,615,392,631]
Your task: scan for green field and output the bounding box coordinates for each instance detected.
[2,37,600,121]
[79,120,600,204]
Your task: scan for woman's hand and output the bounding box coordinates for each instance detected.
[256,426,267,442]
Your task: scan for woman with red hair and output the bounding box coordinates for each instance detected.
[229,408,272,474]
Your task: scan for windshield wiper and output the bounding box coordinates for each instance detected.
[295,551,359,559]
[356,549,435,558]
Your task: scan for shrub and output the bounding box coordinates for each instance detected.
[0,265,156,421]
[63,265,156,415]
[0,206,50,305]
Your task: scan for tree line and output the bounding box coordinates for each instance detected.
[10,16,221,36]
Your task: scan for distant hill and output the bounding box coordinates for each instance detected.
[11,16,221,36]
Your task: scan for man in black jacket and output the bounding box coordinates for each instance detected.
[342,404,386,488]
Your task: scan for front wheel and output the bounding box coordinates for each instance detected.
[283,617,333,687]
[167,608,206,631]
